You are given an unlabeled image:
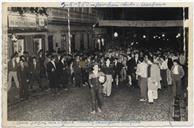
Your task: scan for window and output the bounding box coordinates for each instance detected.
[33,38,42,54]
[13,38,24,55]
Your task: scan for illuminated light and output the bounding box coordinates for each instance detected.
[114,32,118,37]
[142,35,146,38]
[136,42,139,44]
[176,33,181,38]
[162,33,165,37]
[158,36,161,39]
[153,36,156,39]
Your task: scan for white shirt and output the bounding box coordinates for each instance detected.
[160,60,168,70]
[136,62,148,78]
[135,57,138,64]
[173,65,179,74]
[33,62,36,69]
[51,61,56,69]
[12,60,15,68]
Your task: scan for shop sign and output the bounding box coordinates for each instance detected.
[9,15,37,28]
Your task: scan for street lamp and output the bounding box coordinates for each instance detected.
[114,32,118,38]
[142,35,146,39]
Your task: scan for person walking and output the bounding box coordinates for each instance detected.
[136,57,148,102]
[56,55,68,90]
[8,53,20,91]
[89,63,105,114]
[102,58,113,96]
[73,56,82,87]
[159,56,168,89]
[47,55,58,94]
[29,57,42,90]
[147,58,161,103]
[17,58,30,100]
[127,54,133,87]
[131,53,139,88]
[171,60,185,99]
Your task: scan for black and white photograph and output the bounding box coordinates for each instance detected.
[1,1,193,127]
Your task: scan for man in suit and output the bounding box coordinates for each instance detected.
[113,58,123,86]
[47,55,58,94]
[130,53,139,88]
[29,57,42,90]
[127,54,133,86]
[56,55,68,90]
[18,58,30,100]
[8,53,20,91]
[38,50,46,79]
[73,56,82,87]
[171,60,185,99]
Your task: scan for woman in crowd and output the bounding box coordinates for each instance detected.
[147,57,161,103]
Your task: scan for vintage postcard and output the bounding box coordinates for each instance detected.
[1,1,193,127]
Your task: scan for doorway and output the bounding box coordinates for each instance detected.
[48,35,53,52]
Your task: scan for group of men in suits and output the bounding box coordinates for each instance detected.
[8,52,43,100]
[7,48,186,102]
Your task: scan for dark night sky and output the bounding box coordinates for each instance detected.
[97,7,188,20]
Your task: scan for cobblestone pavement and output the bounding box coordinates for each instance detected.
[8,84,174,121]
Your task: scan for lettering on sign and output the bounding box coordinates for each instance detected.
[9,15,37,28]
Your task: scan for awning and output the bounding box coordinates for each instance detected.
[98,20,184,27]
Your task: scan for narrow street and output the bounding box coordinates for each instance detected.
[8,84,174,121]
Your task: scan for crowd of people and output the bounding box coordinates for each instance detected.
[8,47,187,114]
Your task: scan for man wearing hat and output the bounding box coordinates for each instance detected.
[47,55,58,94]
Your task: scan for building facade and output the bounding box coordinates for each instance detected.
[47,7,101,53]
[7,7,48,58]
[7,7,107,58]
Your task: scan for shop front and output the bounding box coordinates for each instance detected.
[8,12,48,58]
